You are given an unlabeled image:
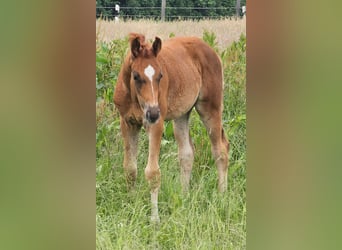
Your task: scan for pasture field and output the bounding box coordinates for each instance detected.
[96,20,246,249]
[96,17,246,50]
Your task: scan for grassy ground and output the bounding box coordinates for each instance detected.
[96,20,246,249]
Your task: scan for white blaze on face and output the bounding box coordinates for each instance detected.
[144,64,156,104]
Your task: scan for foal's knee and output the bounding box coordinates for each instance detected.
[212,144,229,192]
[179,149,194,166]
[123,163,137,187]
[221,128,229,155]
[213,150,228,168]
[125,168,137,182]
[179,146,194,178]
[213,131,229,169]
[178,147,194,192]
[145,166,161,189]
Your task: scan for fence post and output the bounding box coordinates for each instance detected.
[236,0,241,18]
[161,0,166,21]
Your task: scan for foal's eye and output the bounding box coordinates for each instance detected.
[157,72,163,82]
[132,71,145,91]
[133,71,140,81]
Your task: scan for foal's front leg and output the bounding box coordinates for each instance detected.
[120,118,140,189]
[144,120,163,223]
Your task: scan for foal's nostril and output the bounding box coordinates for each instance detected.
[146,110,151,121]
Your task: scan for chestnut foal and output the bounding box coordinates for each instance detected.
[114,33,229,222]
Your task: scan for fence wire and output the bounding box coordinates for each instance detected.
[96,6,245,20]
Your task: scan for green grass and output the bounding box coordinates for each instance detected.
[96,32,246,249]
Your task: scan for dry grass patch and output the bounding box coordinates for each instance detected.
[96,17,246,50]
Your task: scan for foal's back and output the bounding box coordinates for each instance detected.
[161,36,222,79]
[159,36,223,120]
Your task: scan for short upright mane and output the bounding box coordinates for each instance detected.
[129,33,151,55]
[129,33,156,58]
[129,33,146,45]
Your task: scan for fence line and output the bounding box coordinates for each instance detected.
[97,7,236,10]
[96,6,245,21]
[98,15,240,19]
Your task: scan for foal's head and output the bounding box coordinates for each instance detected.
[129,33,163,124]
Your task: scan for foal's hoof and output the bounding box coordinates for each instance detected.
[150,215,160,224]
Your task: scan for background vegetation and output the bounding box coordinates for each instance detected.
[96,0,246,20]
[96,17,246,50]
[96,21,246,249]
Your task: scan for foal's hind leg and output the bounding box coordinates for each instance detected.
[173,112,194,192]
[195,103,229,192]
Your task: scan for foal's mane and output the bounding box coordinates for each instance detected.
[129,33,154,58]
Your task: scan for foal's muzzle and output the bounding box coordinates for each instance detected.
[146,106,160,124]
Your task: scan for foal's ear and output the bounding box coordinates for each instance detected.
[131,37,140,58]
[152,37,162,57]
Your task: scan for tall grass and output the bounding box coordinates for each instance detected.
[96,18,246,50]
[96,26,246,249]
